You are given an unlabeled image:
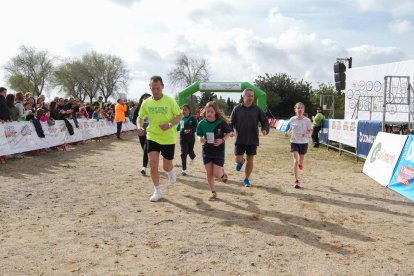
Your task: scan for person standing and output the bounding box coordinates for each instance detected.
[230,88,269,187]
[0,87,10,122]
[285,102,313,189]
[311,106,325,147]
[137,76,182,202]
[115,98,127,139]
[132,93,151,176]
[177,104,198,176]
[196,101,232,201]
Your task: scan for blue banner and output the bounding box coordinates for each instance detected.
[280,121,290,132]
[318,119,329,144]
[388,135,414,202]
[356,120,382,158]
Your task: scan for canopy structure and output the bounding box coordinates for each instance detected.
[177,82,267,110]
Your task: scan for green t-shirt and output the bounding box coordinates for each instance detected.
[138,94,181,145]
[312,112,325,127]
[196,118,232,159]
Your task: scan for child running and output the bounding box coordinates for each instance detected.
[177,104,198,176]
[196,101,232,201]
[285,102,313,189]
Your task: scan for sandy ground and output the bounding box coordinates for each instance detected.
[0,130,413,275]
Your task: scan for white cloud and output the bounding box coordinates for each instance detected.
[354,0,414,17]
[347,45,406,67]
[1,0,413,101]
[388,20,414,34]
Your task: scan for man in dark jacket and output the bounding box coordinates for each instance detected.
[0,87,10,122]
[230,88,269,187]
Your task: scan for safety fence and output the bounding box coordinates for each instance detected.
[268,118,382,159]
[0,119,136,157]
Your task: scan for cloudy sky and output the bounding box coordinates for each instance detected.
[1,0,413,100]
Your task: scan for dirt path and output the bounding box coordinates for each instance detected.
[1,130,413,275]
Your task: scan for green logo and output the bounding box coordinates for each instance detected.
[370,142,382,163]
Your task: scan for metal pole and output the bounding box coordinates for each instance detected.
[370,96,373,120]
[383,77,388,131]
[408,79,411,133]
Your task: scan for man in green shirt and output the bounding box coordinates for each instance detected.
[137,76,182,202]
[311,106,325,148]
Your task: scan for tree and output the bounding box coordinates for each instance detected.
[198,91,216,108]
[254,73,311,118]
[168,53,210,110]
[4,45,54,96]
[53,60,87,102]
[310,82,345,119]
[94,52,129,103]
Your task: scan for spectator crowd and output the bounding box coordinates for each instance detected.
[0,86,137,160]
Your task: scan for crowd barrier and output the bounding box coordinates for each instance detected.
[363,132,414,202]
[269,118,383,160]
[269,117,413,201]
[0,118,136,156]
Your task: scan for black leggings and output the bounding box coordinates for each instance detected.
[139,135,148,168]
[116,122,123,138]
[312,126,322,146]
[180,139,196,170]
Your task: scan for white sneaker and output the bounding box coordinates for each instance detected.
[189,158,195,165]
[150,189,162,202]
[168,170,177,183]
[181,170,187,176]
[140,167,146,176]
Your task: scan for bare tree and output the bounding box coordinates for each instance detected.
[4,45,54,97]
[168,53,210,87]
[167,53,210,110]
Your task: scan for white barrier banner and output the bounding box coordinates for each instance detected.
[363,132,408,186]
[276,120,285,130]
[0,119,136,156]
[345,60,414,121]
[328,119,358,147]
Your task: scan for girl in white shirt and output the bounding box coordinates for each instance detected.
[285,102,313,188]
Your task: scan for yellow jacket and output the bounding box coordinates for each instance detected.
[115,103,127,122]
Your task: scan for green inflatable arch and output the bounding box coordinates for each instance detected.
[178,81,267,110]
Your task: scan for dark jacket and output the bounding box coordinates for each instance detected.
[0,94,10,121]
[230,103,270,146]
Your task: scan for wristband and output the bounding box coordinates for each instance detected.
[168,122,172,128]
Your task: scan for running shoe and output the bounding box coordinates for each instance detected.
[293,180,301,189]
[208,191,217,201]
[298,164,304,171]
[243,178,251,187]
[221,172,228,183]
[236,159,245,171]
[150,189,162,202]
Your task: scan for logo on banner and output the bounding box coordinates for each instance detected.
[370,142,397,165]
[20,125,32,136]
[5,126,17,138]
[359,132,376,143]
[48,127,57,133]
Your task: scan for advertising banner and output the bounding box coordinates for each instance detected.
[388,135,414,201]
[280,121,290,132]
[363,132,408,186]
[199,82,242,91]
[345,60,414,121]
[356,120,382,158]
[328,119,358,147]
[276,120,285,130]
[0,119,136,156]
[318,119,329,144]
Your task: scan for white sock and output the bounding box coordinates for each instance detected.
[155,186,161,192]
